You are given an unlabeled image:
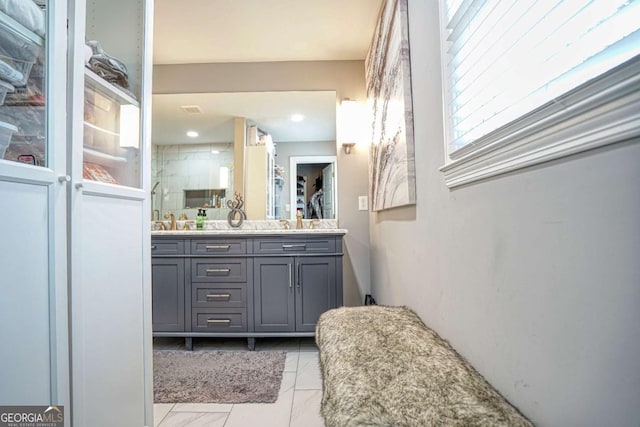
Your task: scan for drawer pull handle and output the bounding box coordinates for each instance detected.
[207,319,231,325]
[206,245,230,250]
[282,244,306,249]
[151,245,156,249]
[206,268,231,274]
[206,293,231,299]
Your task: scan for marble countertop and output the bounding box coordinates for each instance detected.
[151,228,348,236]
[151,219,347,236]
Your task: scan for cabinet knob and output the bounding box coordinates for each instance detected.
[58,175,71,183]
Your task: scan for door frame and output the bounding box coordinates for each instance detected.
[289,155,337,221]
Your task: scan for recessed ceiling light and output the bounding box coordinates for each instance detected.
[186,130,199,138]
[211,150,220,154]
[290,114,304,122]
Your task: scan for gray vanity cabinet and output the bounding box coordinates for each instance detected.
[253,236,341,333]
[151,258,185,332]
[253,256,337,332]
[151,233,343,349]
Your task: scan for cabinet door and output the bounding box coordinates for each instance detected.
[0,0,70,407]
[70,0,153,424]
[296,257,336,332]
[254,257,295,332]
[151,258,185,332]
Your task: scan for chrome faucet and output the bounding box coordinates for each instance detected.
[164,211,177,230]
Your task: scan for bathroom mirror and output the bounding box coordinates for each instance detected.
[151,90,338,221]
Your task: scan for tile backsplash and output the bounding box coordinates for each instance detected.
[152,143,234,220]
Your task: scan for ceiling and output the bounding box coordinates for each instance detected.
[152,0,383,144]
[152,91,338,145]
[153,0,383,64]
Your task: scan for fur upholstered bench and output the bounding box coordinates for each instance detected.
[316,306,532,427]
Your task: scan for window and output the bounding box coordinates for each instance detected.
[439,0,640,187]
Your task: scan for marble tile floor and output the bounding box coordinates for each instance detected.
[153,337,325,427]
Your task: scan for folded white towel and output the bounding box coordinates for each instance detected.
[0,0,45,37]
[0,57,24,84]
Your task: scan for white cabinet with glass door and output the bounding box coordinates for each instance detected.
[69,0,153,425]
[0,1,153,425]
[0,0,70,415]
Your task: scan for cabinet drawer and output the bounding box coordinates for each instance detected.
[192,308,247,332]
[253,238,336,254]
[192,284,246,308]
[191,259,247,282]
[191,239,246,255]
[151,239,185,255]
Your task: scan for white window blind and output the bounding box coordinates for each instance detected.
[442,0,640,154]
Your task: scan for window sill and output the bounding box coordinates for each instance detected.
[440,57,640,188]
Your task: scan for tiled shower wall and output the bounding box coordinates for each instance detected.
[152,143,234,221]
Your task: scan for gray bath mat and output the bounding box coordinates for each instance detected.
[153,350,286,403]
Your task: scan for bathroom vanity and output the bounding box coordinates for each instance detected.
[151,226,345,350]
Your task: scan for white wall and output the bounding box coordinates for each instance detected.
[368,1,640,426]
[154,61,371,305]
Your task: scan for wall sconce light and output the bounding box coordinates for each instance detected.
[342,142,356,154]
[340,98,365,155]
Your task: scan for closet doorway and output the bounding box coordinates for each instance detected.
[289,155,337,221]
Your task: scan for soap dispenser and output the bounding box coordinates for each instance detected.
[196,208,204,230]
